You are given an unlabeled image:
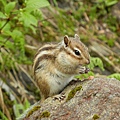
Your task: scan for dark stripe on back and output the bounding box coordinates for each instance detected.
[34,46,56,58]
[34,54,56,71]
[38,46,55,52]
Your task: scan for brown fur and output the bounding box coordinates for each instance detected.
[36,77,50,100]
[34,54,55,71]
[33,34,90,100]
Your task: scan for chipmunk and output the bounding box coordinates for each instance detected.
[33,34,90,101]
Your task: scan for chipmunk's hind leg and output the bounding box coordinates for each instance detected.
[37,79,50,102]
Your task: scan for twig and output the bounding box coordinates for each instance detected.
[0,37,11,52]
[0,18,10,33]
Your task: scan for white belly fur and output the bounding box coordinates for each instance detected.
[47,69,74,95]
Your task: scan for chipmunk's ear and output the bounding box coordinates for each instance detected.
[74,34,80,40]
[64,35,70,47]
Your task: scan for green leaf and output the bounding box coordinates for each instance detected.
[0,0,7,6]
[105,0,118,6]
[13,100,25,118]
[19,11,37,32]
[75,71,94,80]
[24,99,30,109]
[24,0,50,12]
[4,41,14,51]
[2,22,11,32]
[13,100,30,118]
[0,12,7,18]
[0,21,11,36]
[0,36,4,42]
[11,29,23,40]
[33,9,43,19]
[5,2,16,15]
[0,110,8,120]
[108,73,120,80]
[88,57,105,71]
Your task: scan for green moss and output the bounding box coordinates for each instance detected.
[66,85,82,102]
[39,111,50,118]
[26,105,41,117]
[93,114,100,120]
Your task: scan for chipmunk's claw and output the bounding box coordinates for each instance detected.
[79,66,90,74]
[53,93,66,102]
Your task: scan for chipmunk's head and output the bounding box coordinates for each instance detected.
[58,34,90,74]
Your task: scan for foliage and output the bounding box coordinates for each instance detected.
[0,0,49,119]
[72,0,118,47]
[108,73,120,80]
[0,110,8,120]
[97,0,118,7]
[0,0,49,70]
[88,57,105,71]
[76,57,105,79]
[81,0,118,21]
[54,9,76,36]
[98,34,115,47]
[14,100,30,118]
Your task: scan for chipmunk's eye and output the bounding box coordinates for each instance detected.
[75,50,80,56]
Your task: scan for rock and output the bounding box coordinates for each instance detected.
[18,78,120,120]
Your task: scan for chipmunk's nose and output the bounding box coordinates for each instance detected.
[86,59,90,64]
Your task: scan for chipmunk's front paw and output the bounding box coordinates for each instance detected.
[53,93,66,102]
[79,66,89,74]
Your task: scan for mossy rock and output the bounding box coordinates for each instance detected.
[66,85,82,102]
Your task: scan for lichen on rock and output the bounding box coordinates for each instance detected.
[66,85,82,102]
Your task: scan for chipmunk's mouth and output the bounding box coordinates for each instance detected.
[79,66,90,74]
[84,67,90,73]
